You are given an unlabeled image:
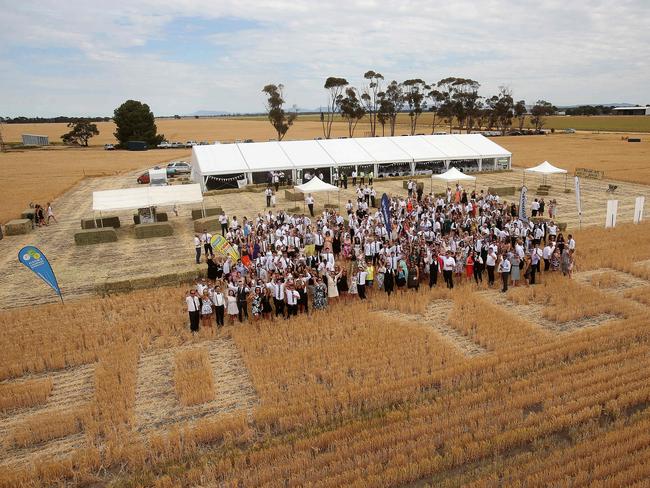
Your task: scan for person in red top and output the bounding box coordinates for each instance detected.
[465,251,475,280]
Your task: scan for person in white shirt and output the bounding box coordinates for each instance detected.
[356,267,368,299]
[193,234,202,264]
[185,290,201,332]
[202,229,213,258]
[285,282,300,317]
[219,213,228,236]
[485,248,497,286]
[46,202,58,224]
[306,193,315,217]
[567,234,576,251]
[542,243,554,271]
[265,186,273,207]
[443,251,456,289]
[211,285,225,327]
[498,253,511,292]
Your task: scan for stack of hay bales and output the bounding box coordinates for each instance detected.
[80,216,121,229]
[74,228,118,245]
[191,207,222,220]
[134,222,173,238]
[284,189,303,202]
[536,185,551,196]
[488,186,516,196]
[193,216,220,233]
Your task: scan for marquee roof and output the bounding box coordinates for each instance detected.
[432,167,477,182]
[93,184,203,211]
[524,161,568,174]
[190,134,511,178]
[294,176,339,193]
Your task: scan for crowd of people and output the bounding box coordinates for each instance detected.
[24,202,57,228]
[185,183,576,332]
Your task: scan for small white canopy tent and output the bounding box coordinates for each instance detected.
[523,161,568,187]
[431,167,476,193]
[294,176,340,210]
[93,184,203,224]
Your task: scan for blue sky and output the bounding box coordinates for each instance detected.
[0,0,649,117]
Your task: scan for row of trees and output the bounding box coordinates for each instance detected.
[264,72,558,140]
[0,116,111,124]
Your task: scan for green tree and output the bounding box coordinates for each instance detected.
[451,78,481,133]
[436,77,459,133]
[61,119,99,146]
[377,81,404,136]
[514,100,527,130]
[402,79,429,135]
[427,88,444,134]
[530,100,555,131]
[360,70,384,137]
[113,100,164,147]
[322,77,348,139]
[262,84,297,141]
[486,86,515,135]
[339,87,366,137]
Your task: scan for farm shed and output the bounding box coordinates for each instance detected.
[190,135,512,192]
[21,134,49,146]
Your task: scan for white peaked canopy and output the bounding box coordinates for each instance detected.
[432,167,477,182]
[294,176,339,193]
[93,184,203,211]
[524,161,568,174]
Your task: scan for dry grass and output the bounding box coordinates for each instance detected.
[173,348,216,406]
[5,407,87,449]
[1,223,650,486]
[624,286,650,306]
[590,271,622,289]
[0,378,53,413]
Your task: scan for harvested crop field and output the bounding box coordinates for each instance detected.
[1,222,650,486]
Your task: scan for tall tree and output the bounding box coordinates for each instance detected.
[530,100,555,131]
[377,99,390,137]
[402,79,429,135]
[486,86,515,135]
[61,120,99,146]
[427,88,444,134]
[451,78,481,133]
[322,77,348,139]
[262,84,297,141]
[377,81,404,136]
[514,100,527,131]
[360,70,384,137]
[436,77,459,133]
[113,100,164,147]
[339,87,366,137]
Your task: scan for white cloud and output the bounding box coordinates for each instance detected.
[0,0,649,116]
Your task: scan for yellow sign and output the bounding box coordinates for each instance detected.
[575,167,604,180]
[210,235,240,261]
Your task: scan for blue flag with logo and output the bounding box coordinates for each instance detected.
[381,193,391,235]
[18,246,63,302]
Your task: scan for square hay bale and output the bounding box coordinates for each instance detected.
[21,209,35,220]
[193,216,221,233]
[74,228,118,246]
[324,203,338,209]
[284,189,304,202]
[134,222,173,239]
[5,219,32,236]
[80,216,120,229]
[156,212,168,222]
[191,207,223,220]
[488,186,516,196]
[558,222,568,232]
[103,280,134,295]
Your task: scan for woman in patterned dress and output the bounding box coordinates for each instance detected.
[251,286,263,321]
[312,276,328,310]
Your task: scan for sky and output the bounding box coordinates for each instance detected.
[0,0,649,117]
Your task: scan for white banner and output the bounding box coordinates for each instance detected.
[606,200,618,228]
[519,186,528,222]
[236,178,248,188]
[634,196,645,224]
[574,176,582,225]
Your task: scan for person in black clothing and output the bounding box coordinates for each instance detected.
[186,290,200,333]
[384,268,394,296]
[342,173,348,189]
[429,254,439,288]
[206,256,219,281]
[236,281,249,322]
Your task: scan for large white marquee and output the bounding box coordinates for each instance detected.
[190,134,511,190]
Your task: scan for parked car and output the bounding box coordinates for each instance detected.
[185,141,197,148]
[166,161,191,176]
[564,128,576,134]
[104,144,115,150]
[157,141,172,149]
[170,142,183,148]
[136,172,150,184]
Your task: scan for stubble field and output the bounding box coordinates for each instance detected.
[1,117,648,223]
[1,223,650,486]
